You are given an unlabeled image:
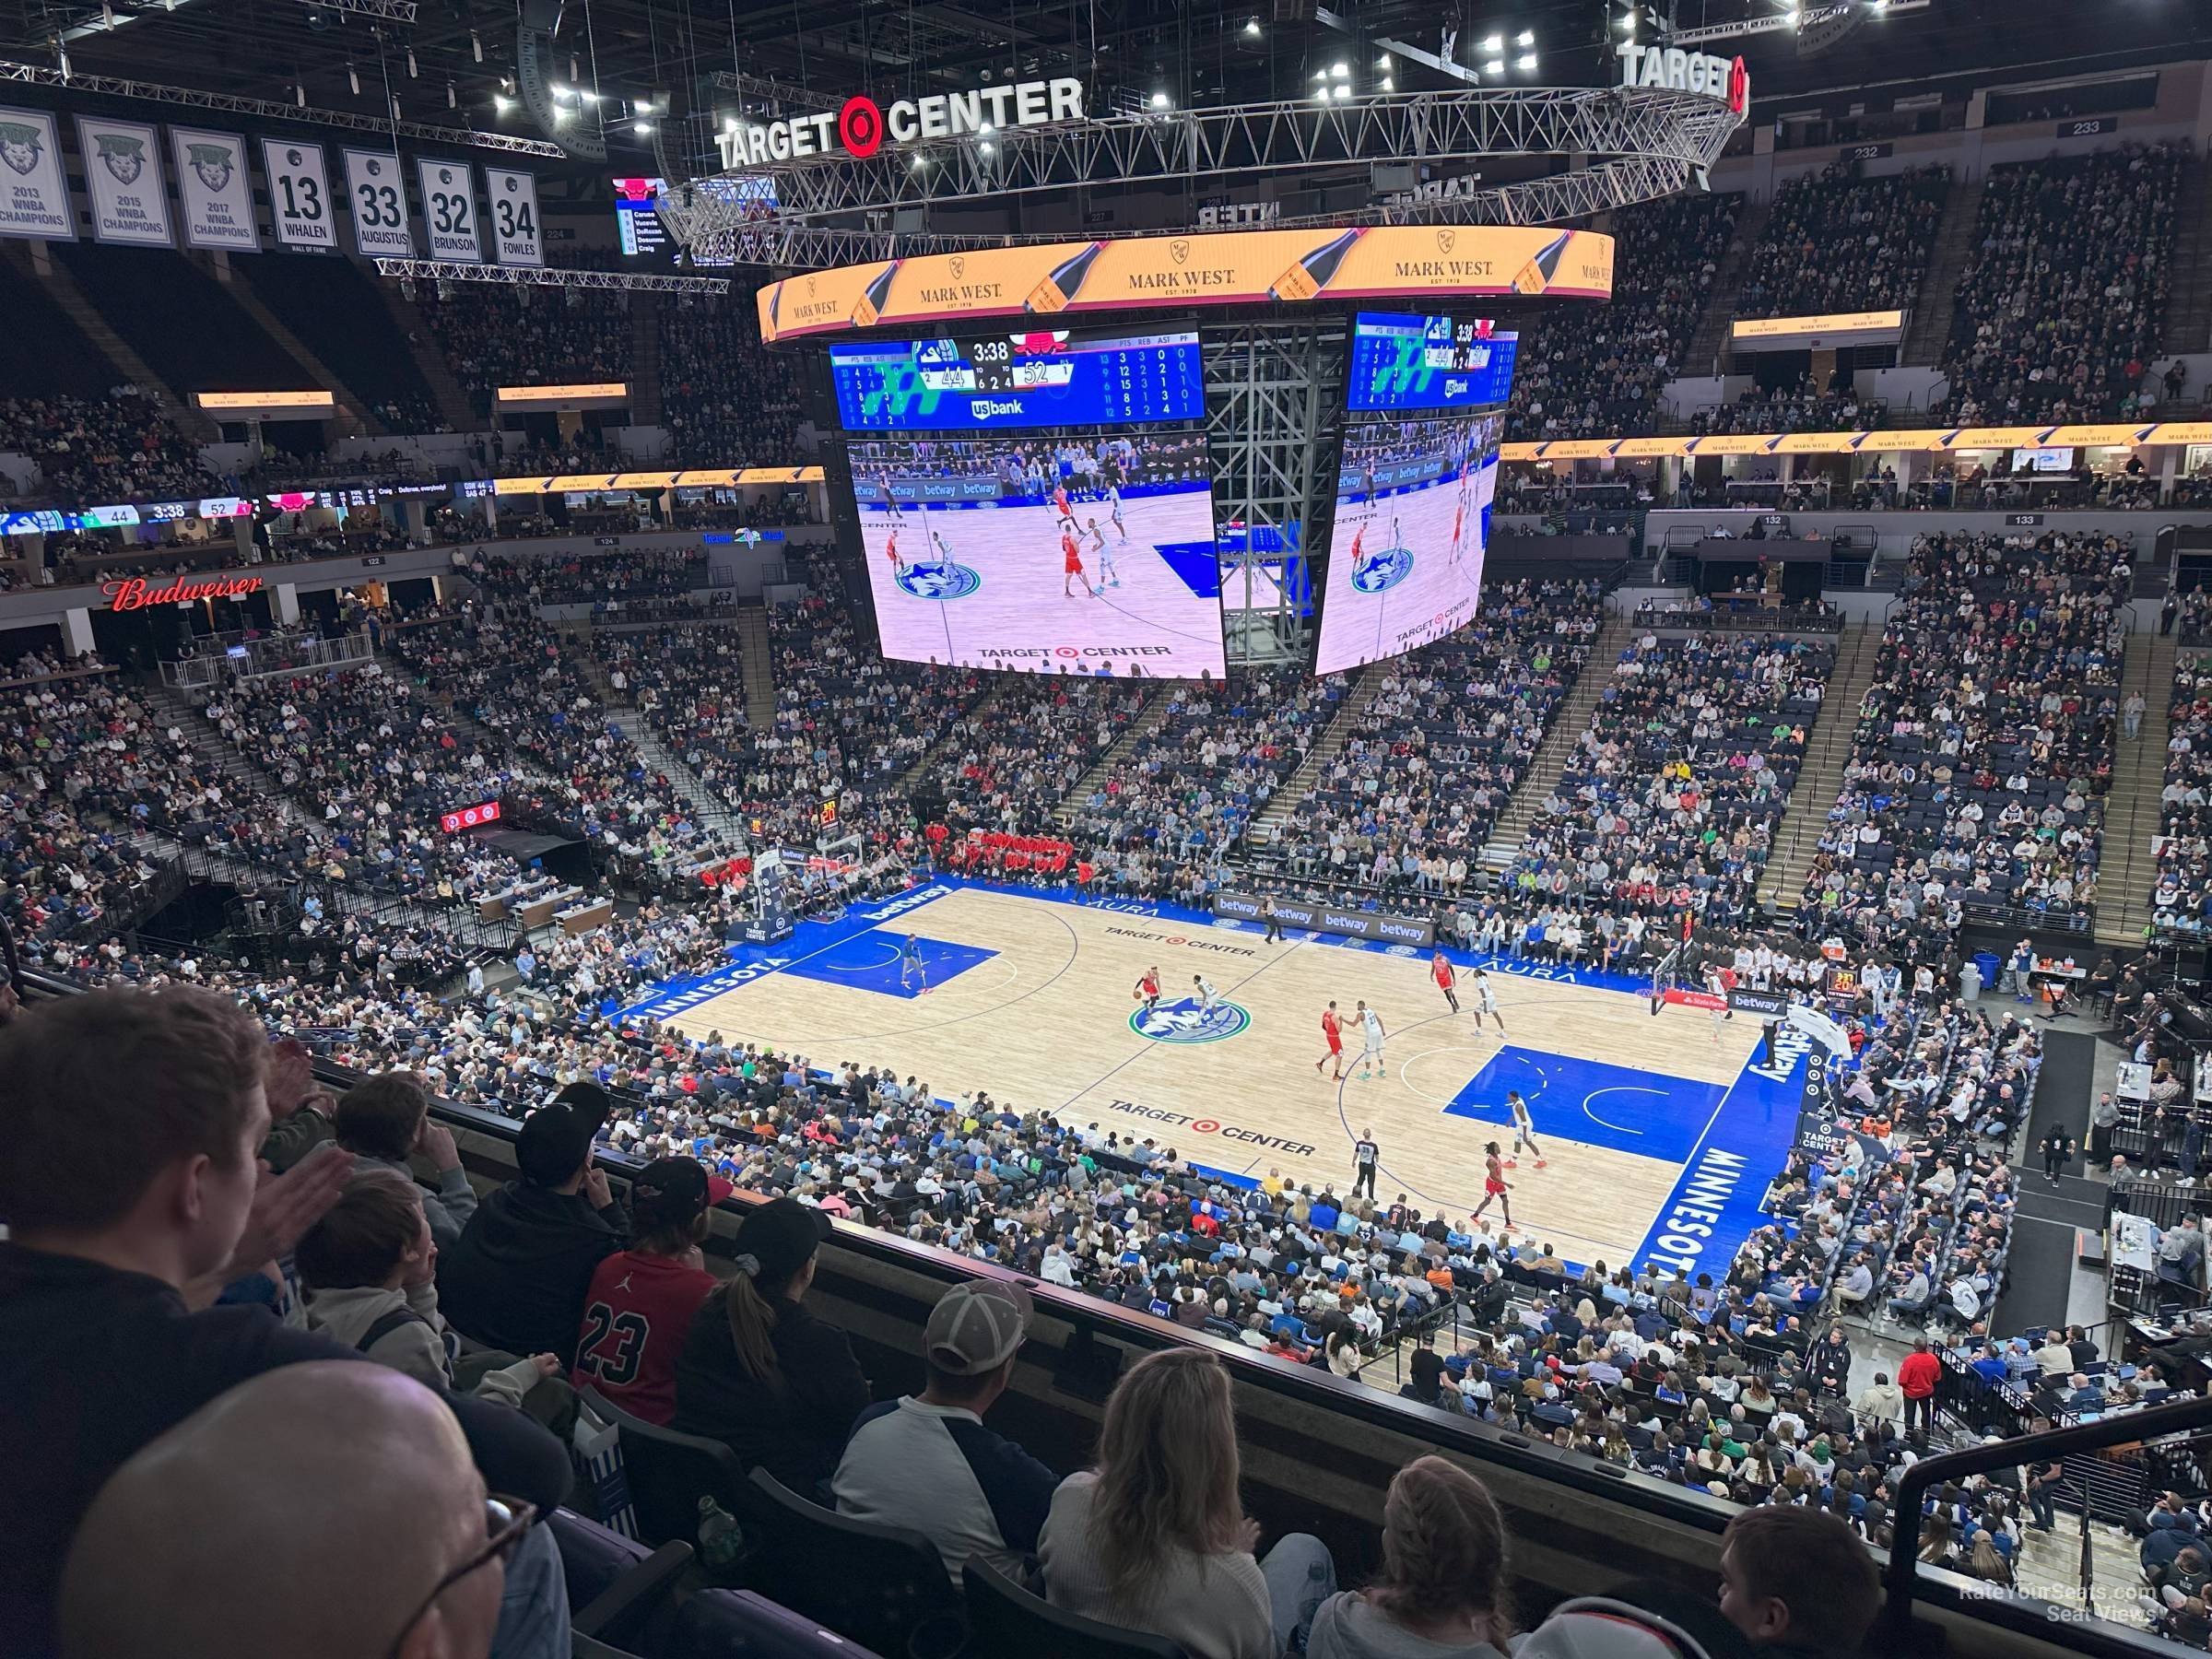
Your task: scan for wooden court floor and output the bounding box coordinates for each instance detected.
[662,888,1759,1265]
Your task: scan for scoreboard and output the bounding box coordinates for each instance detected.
[830,328,1203,431]
[1347,312,1518,413]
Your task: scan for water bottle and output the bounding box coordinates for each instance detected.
[696,1494,743,1572]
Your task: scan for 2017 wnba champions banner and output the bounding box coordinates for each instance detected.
[756,225,1616,340]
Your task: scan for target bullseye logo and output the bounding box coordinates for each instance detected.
[839,96,884,159]
[1054,645,1080,658]
[1193,1118,1222,1135]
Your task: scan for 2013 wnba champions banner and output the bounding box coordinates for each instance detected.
[755,225,1617,341]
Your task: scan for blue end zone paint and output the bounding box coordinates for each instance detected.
[1630,1024,1809,1282]
[1155,540,1228,599]
[779,930,996,1000]
[1442,1047,1726,1165]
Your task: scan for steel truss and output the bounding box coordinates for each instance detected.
[658,84,1742,263]
[0,58,564,155]
[1205,321,1344,669]
[371,257,730,294]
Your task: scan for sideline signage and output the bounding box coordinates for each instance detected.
[1212,890,1435,948]
[1615,43,1750,113]
[717,78,1084,168]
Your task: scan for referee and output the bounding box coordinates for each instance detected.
[1262,894,1284,945]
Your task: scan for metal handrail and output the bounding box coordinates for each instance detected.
[1881,1393,2212,1645]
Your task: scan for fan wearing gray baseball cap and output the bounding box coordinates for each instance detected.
[831,1278,1059,1584]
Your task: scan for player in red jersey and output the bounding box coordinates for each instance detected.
[1431,949,1459,1014]
[1063,526,1095,598]
[1470,1141,1513,1234]
[885,525,905,574]
[1134,965,1161,1014]
[1315,999,1345,1079]
[573,1156,726,1424]
[1053,481,1076,527]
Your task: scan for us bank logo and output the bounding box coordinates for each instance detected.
[895,560,982,601]
[1130,996,1251,1043]
[1349,543,1415,594]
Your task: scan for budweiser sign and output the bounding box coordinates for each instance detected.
[102,573,265,611]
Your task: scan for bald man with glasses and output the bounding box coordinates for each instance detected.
[60,1361,538,1659]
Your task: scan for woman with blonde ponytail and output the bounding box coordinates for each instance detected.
[1306,1456,1514,1659]
[672,1196,867,1494]
[1040,1347,1336,1659]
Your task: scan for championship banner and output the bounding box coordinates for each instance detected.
[483,167,543,266]
[76,116,171,246]
[262,138,337,251]
[414,159,482,262]
[342,148,414,257]
[171,126,258,251]
[0,107,75,241]
[755,225,1616,341]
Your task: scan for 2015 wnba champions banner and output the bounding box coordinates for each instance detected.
[756,225,1617,340]
[0,101,541,264]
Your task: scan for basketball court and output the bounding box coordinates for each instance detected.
[624,878,1807,1276]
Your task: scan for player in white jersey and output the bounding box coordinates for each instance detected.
[1086,519,1121,590]
[1469,968,1504,1032]
[1192,972,1218,1013]
[1107,481,1130,544]
[1390,512,1404,552]
[1353,999,1386,1080]
[927,528,959,580]
[1504,1088,1546,1169]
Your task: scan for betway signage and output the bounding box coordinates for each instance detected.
[716,79,1085,168]
[1616,43,1750,114]
[1213,890,1435,949]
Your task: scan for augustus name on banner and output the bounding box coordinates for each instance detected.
[343,148,414,258]
[0,107,76,241]
[483,168,543,266]
[171,126,259,251]
[76,115,172,247]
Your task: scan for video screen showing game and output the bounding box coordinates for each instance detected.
[830,328,1202,432]
[1346,311,1517,413]
[845,430,1226,677]
[1312,410,1502,675]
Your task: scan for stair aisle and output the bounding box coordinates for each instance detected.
[1757,621,1883,911]
[735,605,777,727]
[1478,612,1640,866]
[574,629,748,843]
[2095,627,2180,947]
[1236,660,1392,849]
[1052,688,1171,829]
[1899,175,1985,370]
[1682,199,1771,374]
[893,677,1016,794]
[2167,151,2212,356]
[195,253,379,439]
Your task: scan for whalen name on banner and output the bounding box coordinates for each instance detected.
[102,573,265,611]
[716,78,1084,168]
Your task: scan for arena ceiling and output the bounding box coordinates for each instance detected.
[0,0,2205,180]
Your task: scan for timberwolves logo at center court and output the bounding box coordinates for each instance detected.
[893,560,982,601]
[1349,543,1415,594]
[1130,996,1252,1043]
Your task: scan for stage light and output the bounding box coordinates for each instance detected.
[980,140,994,153]
[406,47,417,77]
[1480,33,1503,53]
[633,120,652,135]
[471,29,482,61]
[1312,67,1327,80]
[296,83,307,106]
[1382,75,1394,89]
[552,83,571,98]
[911,153,926,169]
[1331,82,1350,99]
[1483,58,1504,76]
[446,81,456,108]
[347,63,359,95]
[496,94,514,114]
[1244,17,1260,35]
[1517,52,1538,70]
[1150,90,1170,108]
[552,105,572,124]
[578,88,599,104]
[1376,53,1391,66]
[1331,60,1348,76]
[1515,29,1534,46]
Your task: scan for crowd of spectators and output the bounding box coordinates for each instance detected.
[1794,534,2122,957]
[1691,377,1888,436]
[465,547,711,605]
[1249,580,1604,896]
[0,391,214,508]
[659,289,808,466]
[1735,163,1951,321]
[1940,143,2186,426]
[1505,192,1739,440]
[1506,629,1837,929]
[2152,651,2212,938]
[912,676,1155,839]
[409,281,633,419]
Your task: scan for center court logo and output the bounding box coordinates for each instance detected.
[894,560,982,601]
[1130,996,1251,1043]
[1349,543,1415,594]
